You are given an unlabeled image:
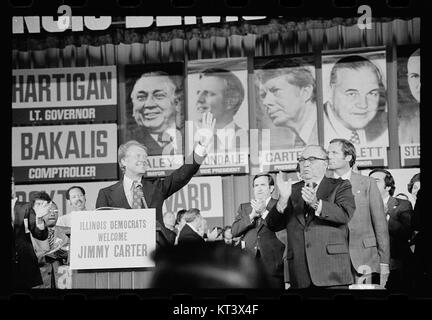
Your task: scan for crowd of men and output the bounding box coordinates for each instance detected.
[11,125,427,290]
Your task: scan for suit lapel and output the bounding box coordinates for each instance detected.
[112,180,131,209]
[292,182,306,226]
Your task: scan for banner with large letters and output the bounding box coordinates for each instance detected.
[12,123,118,183]
[70,209,156,270]
[12,66,117,125]
[162,176,223,218]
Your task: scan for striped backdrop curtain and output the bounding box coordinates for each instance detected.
[12,17,420,68]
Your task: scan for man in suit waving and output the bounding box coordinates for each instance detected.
[327,138,390,287]
[232,174,285,288]
[266,145,356,288]
[96,112,215,246]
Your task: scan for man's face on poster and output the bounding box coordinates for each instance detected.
[407,54,420,103]
[331,66,381,130]
[195,75,228,124]
[131,76,178,134]
[260,74,306,127]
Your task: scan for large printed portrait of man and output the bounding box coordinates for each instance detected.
[187,58,249,155]
[254,55,318,150]
[322,51,388,147]
[397,46,420,145]
[123,63,184,157]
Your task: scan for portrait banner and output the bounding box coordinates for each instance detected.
[321,49,389,167]
[12,66,117,125]
[12,123,118,183]
[253,54,318,173]
[121,63,185,177]
[186,57,249,175]
[70,209,156,270]
[397,45,420,166]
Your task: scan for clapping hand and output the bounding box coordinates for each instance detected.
[301,182,317,206]
[276,172,292,200]
[196,112,216,149]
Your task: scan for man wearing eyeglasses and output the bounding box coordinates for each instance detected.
[265,145,356,288]
[327,138,390,288]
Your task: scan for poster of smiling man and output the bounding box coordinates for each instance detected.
[122,63,184,177]
[254,54,318,172]
[186,58,249,175]
[322,49,389,167]
[397,45,420,167]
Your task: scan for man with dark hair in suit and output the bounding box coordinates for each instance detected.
[266,145,356,288]
[195,68,248,153]
[369,169,412,290]
[12,185,50,290]
[327,138,390,287]
[57,185,87,228]
[177,208,205,244]
[128,71,183,156]
[96,113,215,247]
[324,55,388,146]
[232,173,285,288]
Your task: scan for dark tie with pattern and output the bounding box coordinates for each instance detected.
[132,181,144,209]
[48,228,55,249]
[157,133,172,147]
[349,130,360,145]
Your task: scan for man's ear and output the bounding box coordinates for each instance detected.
[300,85,313,102]
[270,185,275,194]
[345,154,352,164]
[225,93,241,111]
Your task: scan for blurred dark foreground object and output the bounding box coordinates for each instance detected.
[150,241,271,289]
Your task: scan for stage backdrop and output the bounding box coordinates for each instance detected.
[186,57,249,175]
[120,62,185,177]
[397,45,420,167]
[321,48,389,168]
[254,54,318,173]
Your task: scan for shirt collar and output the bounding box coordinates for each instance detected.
[123,174,142,191]
[186,222,201,236]
[150,124,178,149]
[327,104,367,144]
[383,195,390,208]
[334,169,352,181]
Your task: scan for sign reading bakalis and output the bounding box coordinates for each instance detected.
[70,209,155,270]
[12,123,118,183]
[12,66,117,125]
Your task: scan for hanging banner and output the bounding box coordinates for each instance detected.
[254,54,318,173]
[12,123,118,183]
[322,49,389,167]
[121,63,184,177]
[397,45,420,167]
[162,176,223,218]
[69,209,156,270]
[186,57,249,175]
[12,66,117,125]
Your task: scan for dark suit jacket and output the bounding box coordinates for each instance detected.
[165,228,177,246]
[266,177,356,288]
[178,224,205,244]
[231,198,285,281]
[96,152,204,246]
[12,202,48,290]
[386,197,412,264]
[127,127,183,156]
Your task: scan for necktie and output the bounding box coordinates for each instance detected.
[157,133,172,147]
[48,228,55,249]
[256,216,263,228]
[131,181,144,209]
[349,130,360,145]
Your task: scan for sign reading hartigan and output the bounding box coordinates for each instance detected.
[12,66,117,125]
